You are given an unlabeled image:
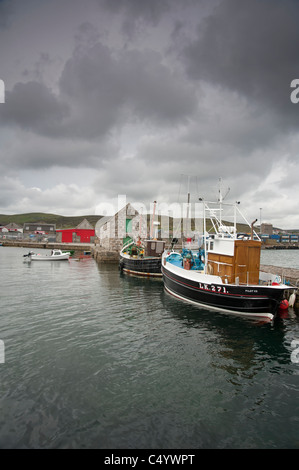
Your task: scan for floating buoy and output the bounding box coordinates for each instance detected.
[279,299,289,310]
[288,293,296,308]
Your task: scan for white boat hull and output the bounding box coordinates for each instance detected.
[26,249,70,261]
[31,254,70,261]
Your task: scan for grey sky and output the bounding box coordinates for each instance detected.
[0,0,299,228]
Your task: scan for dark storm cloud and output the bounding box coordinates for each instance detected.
[99,0,169,20]
[183,0,299,129]
[59,41,125,139]
[1,0,299,225]
[98,0,170,36]
[1,37,197,140]
[1,81,69,136]
[6,134,115,171]
[0,0,13,28]
[59,40,197,137]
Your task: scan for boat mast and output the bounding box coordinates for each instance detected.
[186,175,190,223]
[202,198,207,274]
[150,201,157,239]
[218,177,223,226]
[139,208,142,240]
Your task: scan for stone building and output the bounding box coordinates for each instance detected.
[96,203,147,252]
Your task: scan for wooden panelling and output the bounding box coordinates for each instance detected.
[208,239,261,285]
[208,253,234,282]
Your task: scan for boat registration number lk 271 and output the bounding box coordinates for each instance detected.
[199,283,227,293]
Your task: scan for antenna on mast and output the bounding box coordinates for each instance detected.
[218,178,230,225]
[218,177,230,202]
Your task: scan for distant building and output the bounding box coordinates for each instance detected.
[2,222,23,233]
[56,219,95,243]
[0,222,23,239]
[261,223,273,235]
[23,222,56,234]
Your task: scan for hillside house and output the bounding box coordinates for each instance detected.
[2,222,23,233]
[0,222,23,239]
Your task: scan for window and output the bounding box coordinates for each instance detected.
[156,242,164,253]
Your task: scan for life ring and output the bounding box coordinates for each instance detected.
[207,264,213,275]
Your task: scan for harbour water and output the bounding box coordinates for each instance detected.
[261,248,299,270]
[0,246,299,449]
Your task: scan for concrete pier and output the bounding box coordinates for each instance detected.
[0,240,118,260]
[91,246,119,263]
[260,264,299,287]
[260,264,299,309]
[1,240,93,252]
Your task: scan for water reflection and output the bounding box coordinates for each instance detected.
[158,280,298,374]
[1,249,298,449]
[94,264,299,391]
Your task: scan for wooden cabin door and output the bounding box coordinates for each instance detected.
[234,240,261,285]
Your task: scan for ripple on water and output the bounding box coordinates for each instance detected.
[0,248,299,448]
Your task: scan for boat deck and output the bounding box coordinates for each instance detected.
[166,252,203,271]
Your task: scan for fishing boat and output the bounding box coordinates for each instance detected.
[23,249,70,261]
[161,185,293,321]
[119,238,165,277]
[119,200,165,277]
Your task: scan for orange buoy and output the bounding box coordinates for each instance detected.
[279,299,289,310]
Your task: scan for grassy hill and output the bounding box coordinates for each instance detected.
[0,213,103,229]
[0,212,255,234]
